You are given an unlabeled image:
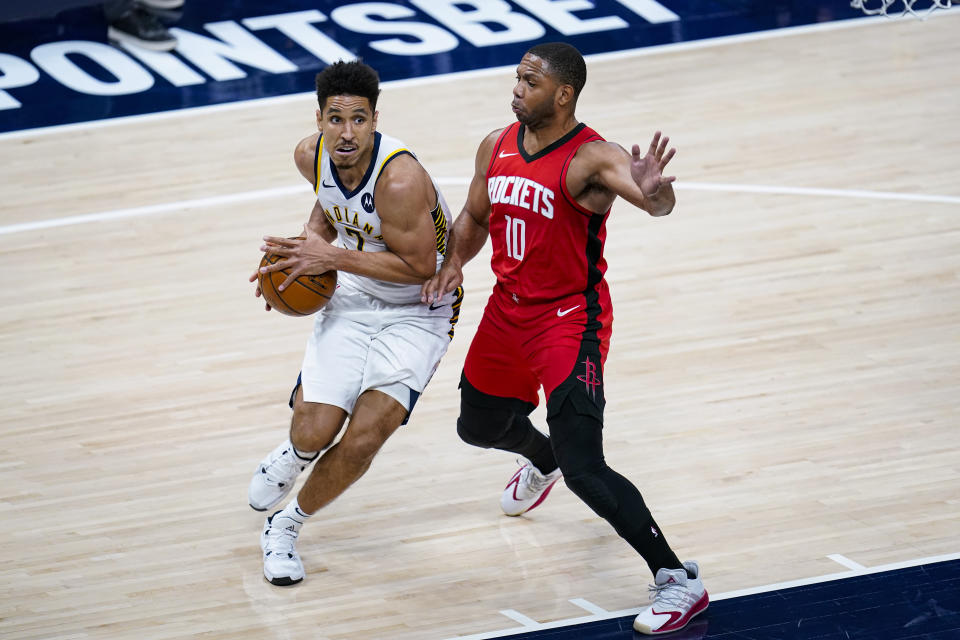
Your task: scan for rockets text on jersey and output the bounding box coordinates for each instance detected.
[486,175,554,219]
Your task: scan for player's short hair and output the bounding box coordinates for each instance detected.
[315,60,381,113]
[525,42,587,98]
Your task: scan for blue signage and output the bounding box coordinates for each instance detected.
[0,1,866,133]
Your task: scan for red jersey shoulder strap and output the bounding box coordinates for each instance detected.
[559,125,607,217]
[487,122,520,176]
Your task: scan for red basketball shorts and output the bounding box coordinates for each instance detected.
[463,289,612,407]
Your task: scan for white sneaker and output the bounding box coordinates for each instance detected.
[500,461,562,516]
[633,561,709,635]
[261,512,305,586]
[248,439,317,511]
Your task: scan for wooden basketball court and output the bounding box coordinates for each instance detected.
[1,12,958,640]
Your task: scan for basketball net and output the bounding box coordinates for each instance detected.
[850,0,954,18]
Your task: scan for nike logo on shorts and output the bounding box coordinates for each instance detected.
[557,305,581,317]
[499,151,518,158]
[429,302,447,310]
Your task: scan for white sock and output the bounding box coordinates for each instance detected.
[292,444,318,464]
[273,497,311,532]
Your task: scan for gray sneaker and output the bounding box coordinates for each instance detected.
[633,561,709,635]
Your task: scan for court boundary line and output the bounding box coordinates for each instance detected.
[3,9,958,141]
[441,551,960,640]
[2,178,957,236]
[828,553,867,571]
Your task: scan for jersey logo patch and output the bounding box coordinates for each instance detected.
[499,151,518,158]
[577,357,601,399]
[361,193,375,213]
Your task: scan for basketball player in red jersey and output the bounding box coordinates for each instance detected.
[421,42,708,635]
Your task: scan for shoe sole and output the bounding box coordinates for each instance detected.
[264,574,303,586]
[138,0,185,8]
[107,27,177,51]
[633,594,709,635]
[501,478,560,516]
[249,491,292,511]
[261,514,304,586]
[248,466,296,512]
[248,487,291,512]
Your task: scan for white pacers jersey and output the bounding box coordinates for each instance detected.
[313,131,450,304]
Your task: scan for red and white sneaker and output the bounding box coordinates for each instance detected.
[500,461,562,516]
[633,561,709,635]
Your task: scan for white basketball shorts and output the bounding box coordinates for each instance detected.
[296,280,460,422]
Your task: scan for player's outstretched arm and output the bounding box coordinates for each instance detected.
[421,129,501,304]
[630,131,677,216]
[577,131,677,217]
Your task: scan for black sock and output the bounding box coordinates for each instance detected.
[500,417,558,474]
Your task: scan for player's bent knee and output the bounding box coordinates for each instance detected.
[291,403,344,452]
[457,415,499,448]
[562,468,619,519]
[290,421,328,452]
[337,432,384,466]
[458,373,537,449]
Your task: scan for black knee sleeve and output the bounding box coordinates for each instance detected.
[457,373,552,466]
[457,399,533,449]
[549,409,624,520]
[457,412,508,448]
[547,390,651,525]
[548,384,681,574]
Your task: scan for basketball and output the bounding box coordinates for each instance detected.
[257,243,336,316]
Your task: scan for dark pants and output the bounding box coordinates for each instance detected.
[458,367,685,577]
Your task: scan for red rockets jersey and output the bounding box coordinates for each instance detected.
[486,121,609,306]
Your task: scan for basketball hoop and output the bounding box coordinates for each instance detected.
[850,0,954,18]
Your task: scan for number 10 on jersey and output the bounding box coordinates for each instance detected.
[504,215,526,261]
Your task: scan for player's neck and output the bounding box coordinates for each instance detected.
[333,147,375,191]
[521,114,579,155]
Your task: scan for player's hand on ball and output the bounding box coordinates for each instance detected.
[250,270,273,312]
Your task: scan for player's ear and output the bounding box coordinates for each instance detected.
[372,110,379,129]
[557,84,575,108]
[315,108,323,131]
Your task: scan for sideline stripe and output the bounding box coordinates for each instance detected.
[442,551,960,640]
[828,553,867,571]
[2,179,956,237]
[3,9,958,142]
[569,598,608,615]
[499,610,539,627]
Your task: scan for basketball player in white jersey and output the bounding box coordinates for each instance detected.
[247,60,462,586]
